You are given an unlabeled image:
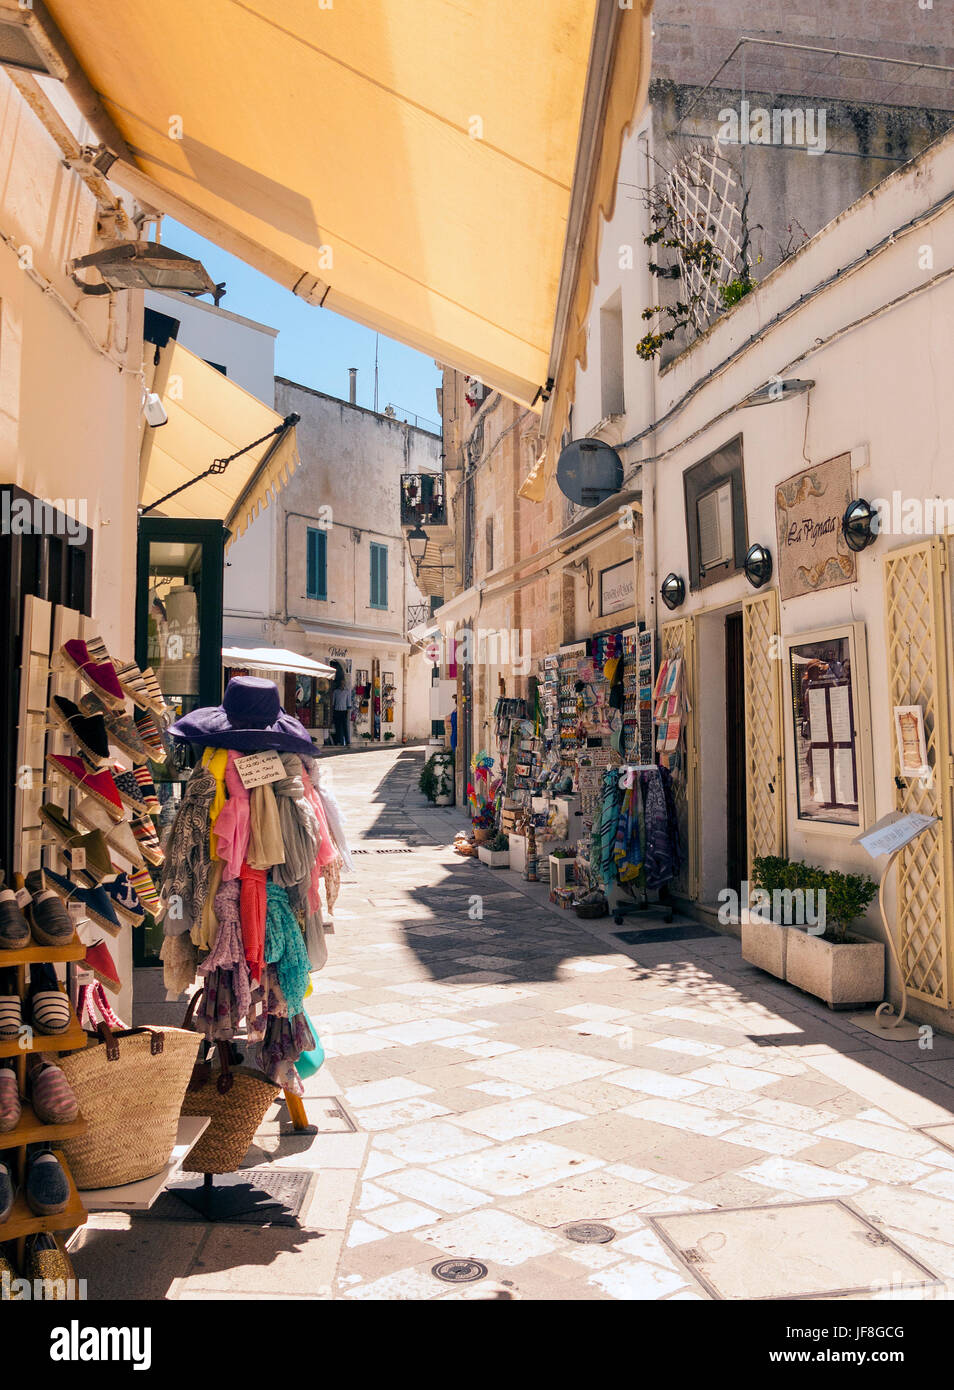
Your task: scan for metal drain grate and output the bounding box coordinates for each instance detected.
[432,1258,488,1284]
[615,925,716,945]
[143,1168,315,1226]
[563,1222,616,1244]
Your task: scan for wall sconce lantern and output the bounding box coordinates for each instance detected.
[407,524,428,569]
[743,542,773,589]
[842,498,878,552]
[660,573,686,610]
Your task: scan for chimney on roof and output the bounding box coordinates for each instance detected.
[348,367,358,405]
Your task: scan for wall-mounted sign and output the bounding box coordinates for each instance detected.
[775,454,856,600]
[894,705,929,778]
[556,438,624,507]
[600,560,635,616]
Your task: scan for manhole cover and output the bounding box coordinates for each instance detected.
[651,1200,942,1300]
[563,1222,617,1244]
[432,1259,488,1284]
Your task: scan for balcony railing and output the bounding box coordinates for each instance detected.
[401,472,447,527]
[406,601,433,630]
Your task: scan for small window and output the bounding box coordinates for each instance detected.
[306,527,327,600]
[370,542,388,609]
[600,291,624,418]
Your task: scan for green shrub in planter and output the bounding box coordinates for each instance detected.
[419,751,453,803]
[823,868,877,943]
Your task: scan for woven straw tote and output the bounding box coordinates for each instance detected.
[58,1023,202,1189]
[179,990,280,1175]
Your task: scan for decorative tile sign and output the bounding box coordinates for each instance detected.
[775,454,856,600]
[599,560,635,616]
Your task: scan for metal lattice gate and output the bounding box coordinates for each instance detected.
[742,590,785,877]
[883,538,954,1009]
[661,616,699,900]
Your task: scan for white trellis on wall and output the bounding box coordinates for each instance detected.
[665,142,747,333]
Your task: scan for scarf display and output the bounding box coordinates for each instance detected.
[158,740,348,1087]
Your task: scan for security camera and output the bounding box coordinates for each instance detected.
[143,391,168,427]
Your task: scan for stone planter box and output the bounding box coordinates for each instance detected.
[508,833,527,874]
[478,847,510,868]
[741,916,789,980]
[785,927,884,1009]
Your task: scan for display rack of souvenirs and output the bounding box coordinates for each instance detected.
[541,655,559,749]
[653,656,685,756]
[157,678,352,1103]
[4,600,190,1281]
[582,763,681,923]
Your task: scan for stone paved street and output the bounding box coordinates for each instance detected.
[74,746,954,1300]
[322,749,954,1301]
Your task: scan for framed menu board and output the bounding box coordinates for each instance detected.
[785,622,874,833]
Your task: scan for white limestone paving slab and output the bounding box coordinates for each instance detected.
[376,1168,489,1214]
[451,1098,587,1142]
[607,1068,706,1100]
[686,1063,783,1092]
[589,1261,690,1300]
[739,1156,868,1199]
[344,1077,433,1108]
[433,1139,604,1196]
[371,1018,475,1045]
[350,1097,452,1131]
[463,1046,622,1091]
[718,1123,819,1157]
[419,1208,563,1265]
[502,1169,660,1226]
[620,1098,739,1138]
[372,1120,492,1165]
[366,1201,439,1233]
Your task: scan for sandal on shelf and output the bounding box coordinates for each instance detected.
[0,970,21,1040]
[78,691,151,764]
[0,1064,21,1133]
[26,891,75,948]
[0,1160,14,1222]
[28,1057,78,1126]
[25,1148,69,1216]
[49,695,109,767]
[29,964,72,1036]
[45,754,124,821]
[72,799,145,869]
[59,638,125,710]
[40,869,121,937]
[0,890,30,951]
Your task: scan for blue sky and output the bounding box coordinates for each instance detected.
[162,218,442,431]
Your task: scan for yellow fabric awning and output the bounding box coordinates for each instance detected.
[139,339,298,544]
[44,0,633,408]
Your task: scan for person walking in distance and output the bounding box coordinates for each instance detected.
[331,667,352,746]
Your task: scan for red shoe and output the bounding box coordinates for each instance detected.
[82,939,120,994]
[61,638,125,710]
[46,754,124,821]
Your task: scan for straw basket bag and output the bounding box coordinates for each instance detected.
[58,1024,202,1189]
[179,990,280,1175]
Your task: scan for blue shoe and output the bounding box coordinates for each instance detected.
[41,868,121,938]
[101,873,144,926]
[0,1160,13,1222]
[25,1148,69,1216]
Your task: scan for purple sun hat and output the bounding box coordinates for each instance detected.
[167,677,316,756]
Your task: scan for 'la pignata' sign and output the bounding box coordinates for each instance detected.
[775,454,856,600]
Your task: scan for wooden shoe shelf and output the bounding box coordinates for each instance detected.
[0,938,89,1265]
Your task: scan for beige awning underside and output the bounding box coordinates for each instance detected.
[139,339,298,544]
[47,0,614,408]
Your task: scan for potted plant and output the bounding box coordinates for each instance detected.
[420,750,454,805]
[478,831,510,868]
[741,855,817,979]
[786,867,881,1008]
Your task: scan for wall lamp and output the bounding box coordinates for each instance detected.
[741,378,814,408]
[743,542,773,588]
[660,573,686,610]
[842,498,878,552]
[407,525,429,566]
[69,241,224,302]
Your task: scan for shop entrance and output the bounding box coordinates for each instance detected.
[725,610,747,891]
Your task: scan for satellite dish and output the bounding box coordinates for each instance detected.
[556,438,624,507]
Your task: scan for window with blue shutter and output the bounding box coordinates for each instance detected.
[370,542,388,609]
[306,527,327,600]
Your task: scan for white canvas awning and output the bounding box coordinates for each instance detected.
[223,646,335,677]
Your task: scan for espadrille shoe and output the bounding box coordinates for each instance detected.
[128,866,161,915]
[0,971,21,1040]
[49,695,109,766]
[29,966,71,1037]
[28,1058,78,1126]
[78,691,150,763]
[25,1149,69,1216]
[111,767,150,816]
[26,891,74,948]
[0,1160,14,1222]
[101,873,144,926]
[99,652,168,720]
[131,817,164,867]
[45,754,123,821]
[25,1233,77,1293]
[133,707,167,762]
[60,638,125,710]
[82,940,120,994]
[39,869,121,937]
[0,891,30,950]
[72,798,145,869]
[0,1066,20,1133]
[132,766,160,813]
[36,810,114,887]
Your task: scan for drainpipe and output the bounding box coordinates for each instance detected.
[640,132,660,642]
[349,368,358,405]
